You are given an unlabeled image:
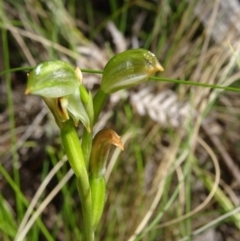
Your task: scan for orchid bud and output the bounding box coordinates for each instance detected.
[89,129,124,230]
[100,48,164,93]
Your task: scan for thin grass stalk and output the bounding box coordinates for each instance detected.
[0,164,53,240]
[179,206,240,241]
[14,170,73,241]
[1,4,23,221]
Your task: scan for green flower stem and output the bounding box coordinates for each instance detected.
[81,88,108,169]
[60,119,93,241]
[77,178,94,241]
[82,129,93,169]
[92,88,109,124]
[81,91,94,169]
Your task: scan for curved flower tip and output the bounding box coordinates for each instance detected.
[144,51,164,73]
[25,87,30,95]
[90,129,124,177]
[75,67,83,84]
[93,129,124,151]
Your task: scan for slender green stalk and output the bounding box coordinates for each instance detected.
[185,154,192,240]
[76,179,94,241]
[0,66,33,76]
[109,0,119,25]
[81,89,94,168]
[92,89,109,124]
[2,67,240,93]
[82,87,108,169]
[59,119,93,241]
[81,130,93,168]
[119,0,129,33]
[150,76,240,93]
[92,1,134,39]
[85,0,94,39]
[1,8,23,221]
[133,176,179,241]
[195,166,240,229]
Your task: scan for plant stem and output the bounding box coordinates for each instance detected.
[82,129,92,169]
[81,87,108,169]
[81,90,94,169]
[93,89,108,124]
[60,119,93,241]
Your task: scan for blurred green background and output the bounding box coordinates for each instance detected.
[1,0,240,240]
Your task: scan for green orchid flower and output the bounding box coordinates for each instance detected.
[93,48,164,122]
[25,60,91,131]
[100,48,164,93]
